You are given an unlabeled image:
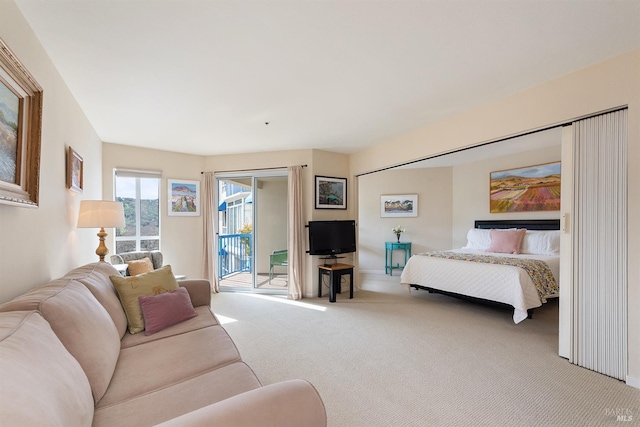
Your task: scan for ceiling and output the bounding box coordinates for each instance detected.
[14,0,640,157]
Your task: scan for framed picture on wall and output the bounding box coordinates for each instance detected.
[490,161,561,213]
[66,147,83,193]
[168,179,200,216]
[380,194,418,217]
[315,175,347,209]
[0,37,43,207]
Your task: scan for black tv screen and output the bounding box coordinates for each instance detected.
[308,220,356,256]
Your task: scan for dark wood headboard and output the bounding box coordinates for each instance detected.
[474,219,560,230]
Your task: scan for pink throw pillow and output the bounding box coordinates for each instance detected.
[487,229,527,254]
[138,287,197,335]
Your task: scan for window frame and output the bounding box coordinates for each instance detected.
[113,169,162,253]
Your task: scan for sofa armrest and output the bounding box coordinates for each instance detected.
[155,379,326,427]
[178,279,211,307]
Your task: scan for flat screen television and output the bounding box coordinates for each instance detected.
[308,220,356,257]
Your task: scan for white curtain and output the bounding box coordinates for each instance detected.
[571,109,627,380]
[287,166,305,300]
[202,172,219,293]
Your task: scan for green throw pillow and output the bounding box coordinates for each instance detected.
[110,265,179,334]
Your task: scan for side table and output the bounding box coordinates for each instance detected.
[385,242,412,275]
[318,263,354,303]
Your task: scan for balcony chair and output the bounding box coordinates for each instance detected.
[269,249,288,283]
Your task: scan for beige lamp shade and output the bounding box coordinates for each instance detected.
[77,200,125,228]
[77,200,125,262]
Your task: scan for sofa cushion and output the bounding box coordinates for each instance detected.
[0,279,121,403]
[127,257,154,276]
[63,262,129,338]
[120,305,218,348]
[178,279,213,307]
[0,311,94,425]
[139,287,198,335]
[98,325,242,407]
[93,362,261,427]
[156,379,327,427]
[110,265,180,334]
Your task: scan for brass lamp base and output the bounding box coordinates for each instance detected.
[95,227,110,262]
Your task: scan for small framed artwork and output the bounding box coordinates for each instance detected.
[168,179,200,216]
[315,175,347,209]
[66,147,83,193]
[381,194,418,217]
[0,37,43,207]
[490,161,561,213]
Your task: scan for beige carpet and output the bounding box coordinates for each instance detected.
[211,273,640,427]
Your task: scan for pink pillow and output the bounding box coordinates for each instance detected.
[138,287,197,335]
[487,229,527,254]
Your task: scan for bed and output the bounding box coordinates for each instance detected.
[400,219,560,323]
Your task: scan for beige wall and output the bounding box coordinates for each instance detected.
[0,0,104,303]
[351,49,640,383]
[102,143,205,279]
[309,150,357,294]
[96,147,351,296]
[358,167,453,272]
[451,145,561,248]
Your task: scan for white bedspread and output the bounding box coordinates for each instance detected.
[399,249,559,323]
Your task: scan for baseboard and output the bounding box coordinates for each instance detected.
[626,375,640,390]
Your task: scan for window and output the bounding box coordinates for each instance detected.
[227,199,242,235]
[218,180,252,235]
[114,169,161,253]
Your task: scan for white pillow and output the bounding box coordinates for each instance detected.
[521,230,560,255]
[464,228,491,250]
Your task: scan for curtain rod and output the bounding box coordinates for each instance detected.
[201,164,307,174]
[355,104,628,178]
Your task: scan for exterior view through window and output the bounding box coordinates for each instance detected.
[114,170,161,253]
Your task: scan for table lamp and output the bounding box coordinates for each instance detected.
[77,200,125,262]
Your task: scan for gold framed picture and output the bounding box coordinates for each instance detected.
[67,146,83,193]
[0,37,43,207]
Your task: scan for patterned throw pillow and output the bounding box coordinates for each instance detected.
[110,265,179,334]
[126,257,154,276]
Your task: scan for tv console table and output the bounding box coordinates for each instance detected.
[318,263,354,303]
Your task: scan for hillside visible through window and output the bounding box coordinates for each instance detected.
[115,175,160,253]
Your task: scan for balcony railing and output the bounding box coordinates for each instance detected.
[218,233,252,279]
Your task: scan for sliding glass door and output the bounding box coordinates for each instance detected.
[216,171,288,293]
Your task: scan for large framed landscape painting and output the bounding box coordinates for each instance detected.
[0,38,43,207]
[490,161,561,213]
[168,179,200,216]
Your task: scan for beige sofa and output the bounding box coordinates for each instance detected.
[0,262,326,426]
